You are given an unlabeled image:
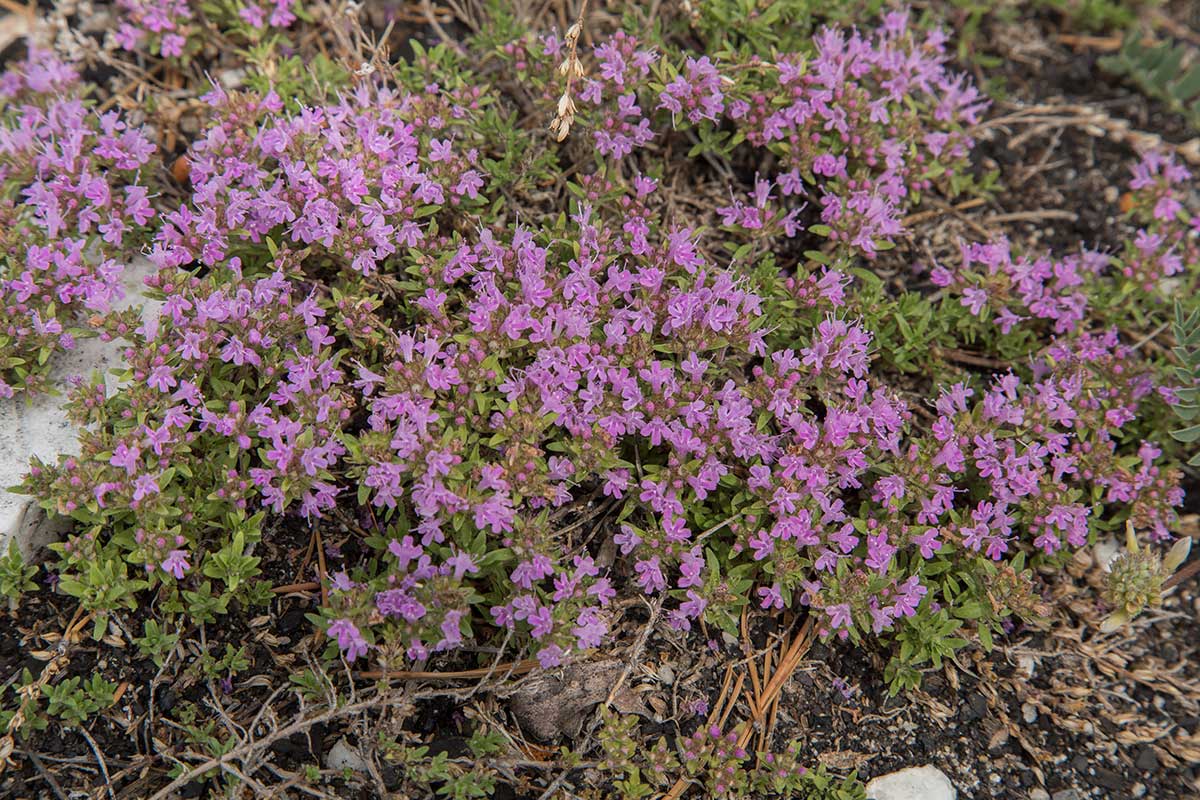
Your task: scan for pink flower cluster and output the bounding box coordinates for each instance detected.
[530,11,985,260]
[575,30,658,159]
[152,83,485,277]
[114,0,299,58]
[0,48,155,396]
[736,13,985,258]
[717,177,806,239]
[1118,152,1197,291]
[930,240,1106,334]
[930,150,1198,330]
[659,56,726,124]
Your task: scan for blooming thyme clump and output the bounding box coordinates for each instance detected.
[22,72,491,657]
[18,10,1191,684]
[27,254,351,590]
[301,176,1178,662]
[522,10,985,260]
[0,48,156,396]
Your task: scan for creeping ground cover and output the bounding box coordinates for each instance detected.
[0,0,1198,798]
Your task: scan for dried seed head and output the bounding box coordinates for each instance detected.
[550,115,572,141]
[1163,534,1192,572]
[557,92,576,118]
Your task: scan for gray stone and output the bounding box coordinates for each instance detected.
[866,766,957,800]
[325,738,370,773]
[510,659,647,741]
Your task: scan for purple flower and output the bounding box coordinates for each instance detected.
[634,557,667,594]
[388,536,424,570]
[109,442,140,474]
[961,287,988,316]
[527,605,554,639]
[572,608,606,650]
[659,56,726,124]
[160,549,190,579]
[892,577,927,618]
[758,584,784,610]
[511,554,554,590]
[327,619,369,662]
[132,474,160,503]
[537,644,564,668]
[445,550,479,581]
[826,603,852,632]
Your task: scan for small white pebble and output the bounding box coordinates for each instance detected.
[1016,654,1037,679]
[866,766,956,800]
[657,664,675,686]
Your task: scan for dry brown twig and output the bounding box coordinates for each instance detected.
[549,0,590,142]
[901,197,986,226]
[357,658,541,682]
[146,679,482,800]
[1055,33,1124,52]
[0,1,32,54]
[980,102,1200,165]
[983,209,1079,225]
[0,0,34,19]
[76,726,115,800]
[272,580,321,595]
[662,616,815,800]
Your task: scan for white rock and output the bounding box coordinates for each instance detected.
[866,766,957,800]
[657,663,675,685]
[0,258,158,557]
[325,738,370,773]
[217,69,247,90]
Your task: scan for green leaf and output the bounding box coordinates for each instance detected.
[978,624,993,651]
[1171,423,1200,443]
